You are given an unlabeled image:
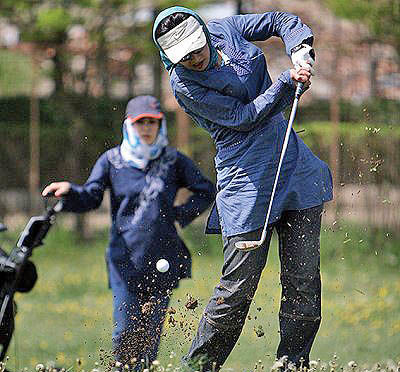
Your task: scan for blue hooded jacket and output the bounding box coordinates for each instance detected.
[61,124,215,290]
[153,8,333,237]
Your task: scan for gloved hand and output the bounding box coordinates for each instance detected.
[291,44,315,75]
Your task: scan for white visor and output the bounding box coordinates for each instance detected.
[157,16,207,64]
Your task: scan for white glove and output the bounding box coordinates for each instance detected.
[291,44,315,75]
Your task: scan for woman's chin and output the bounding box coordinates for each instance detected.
[141,138,155,145]
[191,59,208,71]
[193,63,204,71]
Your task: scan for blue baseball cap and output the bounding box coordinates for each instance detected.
[125,95,163,122]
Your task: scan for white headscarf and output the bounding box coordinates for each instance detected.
[120,116,168,170]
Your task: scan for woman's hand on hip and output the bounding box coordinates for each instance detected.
[42,182,71,198]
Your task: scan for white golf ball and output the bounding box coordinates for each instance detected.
[156,259,170,273]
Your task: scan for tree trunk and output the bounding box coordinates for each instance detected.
[69,110,89,240]
[153,5,162,99]
[29,53,40,214]
[370,58,378,98]
[237,0,254,14]
[237,0,242,14]
[329,21,342,219]
[175,109,191,156]
[97,36,109,96]
[52,46,65,94]
[329,89,340,185]
[153,56,162,100]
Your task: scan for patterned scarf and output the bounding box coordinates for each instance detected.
[120,116,168,170]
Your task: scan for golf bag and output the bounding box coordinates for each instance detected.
[0,199,62,361]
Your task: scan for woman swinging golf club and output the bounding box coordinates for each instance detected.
[153,6,333,371]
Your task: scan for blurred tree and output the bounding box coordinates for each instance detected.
[323,0,400,236]
[324,0,400,54]
[0,0,219,234]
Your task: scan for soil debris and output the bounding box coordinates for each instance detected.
[168,315,176,327]
[141,301,153,315]
[254,325,265,337]
[185,295,199,310]
[216,297,225,305]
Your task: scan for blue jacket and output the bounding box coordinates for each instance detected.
[62,146,215,289]
[156,11,333,236]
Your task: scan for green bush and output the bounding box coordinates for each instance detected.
[1,96,399,193]
[297,98,400,125]
[298,121,400,185]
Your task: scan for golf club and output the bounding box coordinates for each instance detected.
[235,82,304,251]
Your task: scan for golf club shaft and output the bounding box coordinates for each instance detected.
[257,83,303,246]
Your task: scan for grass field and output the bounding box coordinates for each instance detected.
[1,219,399,371]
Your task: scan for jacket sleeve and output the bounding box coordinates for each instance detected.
[222,12,313,55]
[173,70,295,132]
[174,153,216,228]
[62,153,110,213]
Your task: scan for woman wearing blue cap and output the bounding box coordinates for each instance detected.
[42,95,215,369]
[153,7,333,371]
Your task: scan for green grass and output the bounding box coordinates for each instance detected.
[1,221,399,371]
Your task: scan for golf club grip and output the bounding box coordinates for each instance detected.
[295,82,304,99]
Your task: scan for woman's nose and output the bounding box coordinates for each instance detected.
[191,53,202,64]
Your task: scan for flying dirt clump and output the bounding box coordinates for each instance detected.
[167,307,177,315]
[168,315,177,327]
[254,325,265,337]
[166,306,178,327]
[216,297,225,305]
[141,301,155,315]
[185,294,199,310]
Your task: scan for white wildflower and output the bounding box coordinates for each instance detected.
[348,361,357,369]
[309,360,319,368]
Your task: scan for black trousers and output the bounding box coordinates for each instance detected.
[184,205,323,371]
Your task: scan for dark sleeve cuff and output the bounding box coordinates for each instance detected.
[278,70,296,90]
[284,24,314,56]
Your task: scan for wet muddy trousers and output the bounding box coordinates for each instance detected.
[109,269,170,371]
[184,205,323,371]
